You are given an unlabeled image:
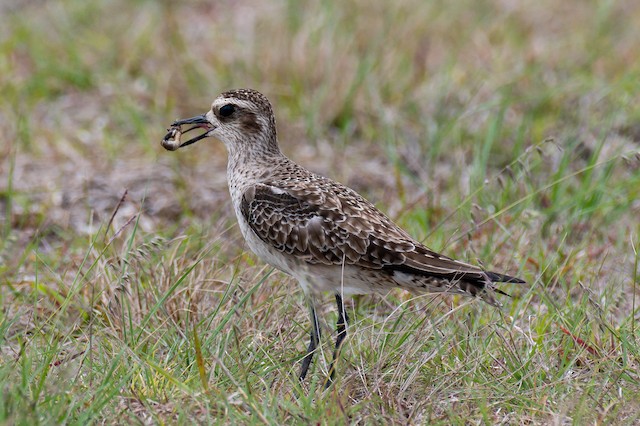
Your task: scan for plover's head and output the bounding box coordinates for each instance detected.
[162,89,279,155]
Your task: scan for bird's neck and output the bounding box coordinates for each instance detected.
[226,137,287,189]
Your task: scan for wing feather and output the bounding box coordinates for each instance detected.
[238,166,524,304]
[240,178,490,282]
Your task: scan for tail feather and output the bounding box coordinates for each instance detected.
[476,271,525,306]
[459,271,525,307]
[386,262,525,306]
[485,271,526,284]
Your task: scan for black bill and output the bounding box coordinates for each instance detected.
[161,114,215,150]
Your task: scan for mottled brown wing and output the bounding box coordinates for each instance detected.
[240,183,398,266]
[239,181,493,282]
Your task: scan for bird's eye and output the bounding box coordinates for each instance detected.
[219,104,235,117]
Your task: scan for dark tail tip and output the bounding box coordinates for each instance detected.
[486,271,526,284]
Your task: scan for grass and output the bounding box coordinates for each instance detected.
[1,0,640,424]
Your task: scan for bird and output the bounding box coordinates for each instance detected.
[161,88,525,385]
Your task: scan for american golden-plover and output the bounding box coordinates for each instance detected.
[161,88,525,384]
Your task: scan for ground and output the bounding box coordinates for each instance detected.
[1,0,639,424]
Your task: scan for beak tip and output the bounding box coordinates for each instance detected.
[161,113,212,150]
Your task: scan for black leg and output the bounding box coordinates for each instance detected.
[326,293,348,386]
[299,301,321,381]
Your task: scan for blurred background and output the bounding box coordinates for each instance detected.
[1,0,639,423]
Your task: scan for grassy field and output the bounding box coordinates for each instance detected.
[1,0,640,424]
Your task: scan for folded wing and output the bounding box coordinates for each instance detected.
[240,177,524,303]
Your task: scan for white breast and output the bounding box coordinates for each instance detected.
[229,182,296,277]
